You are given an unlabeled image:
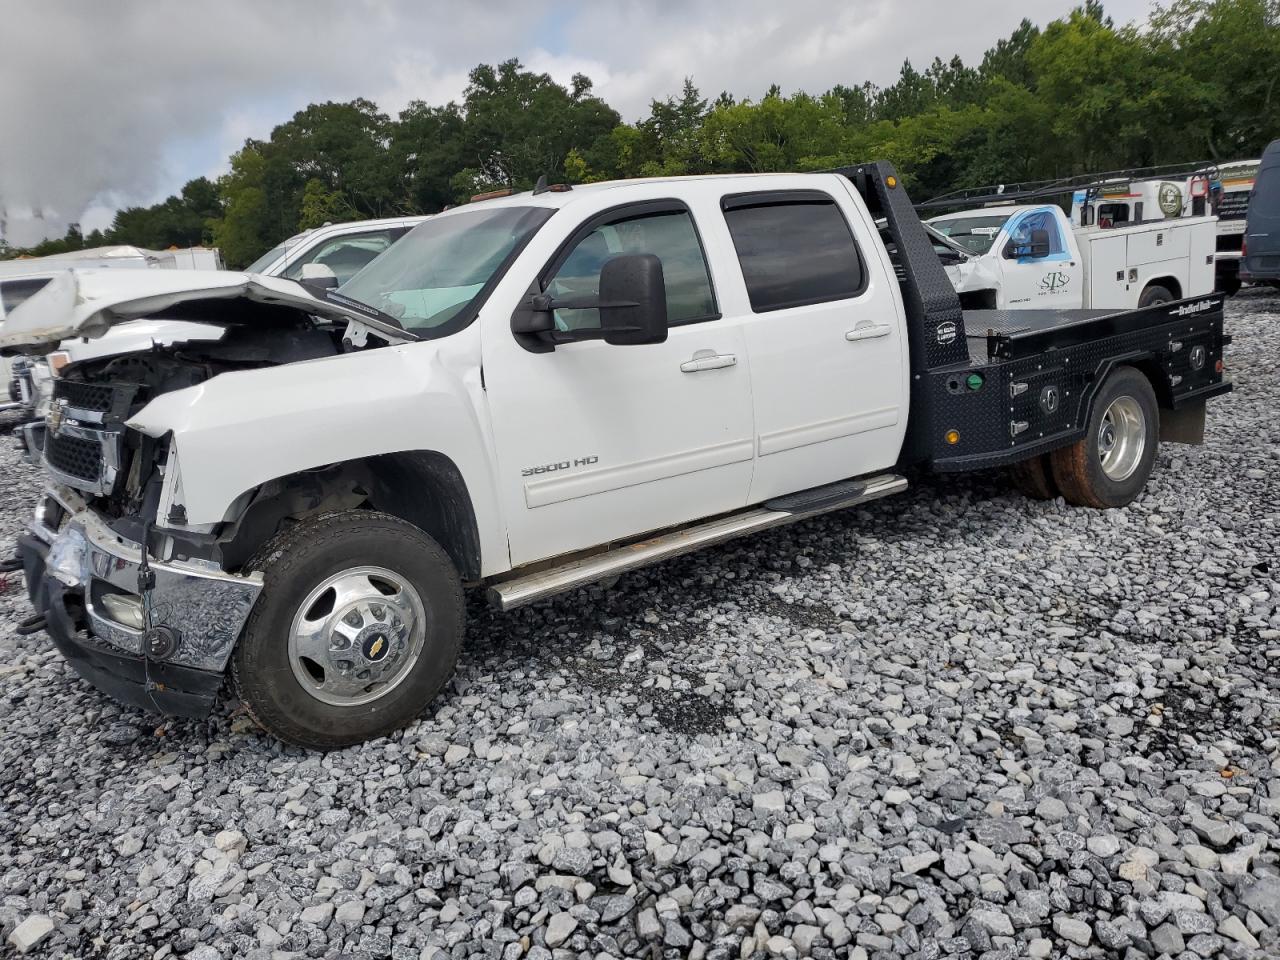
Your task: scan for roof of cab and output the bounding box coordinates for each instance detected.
[450,172,849,215]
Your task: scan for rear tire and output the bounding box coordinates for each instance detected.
[1138,284,1174,307]
[231,510,464,749]
[1049,366,1159,508]
[1010,454,1058,500]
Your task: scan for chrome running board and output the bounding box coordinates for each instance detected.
[487,472,906,611]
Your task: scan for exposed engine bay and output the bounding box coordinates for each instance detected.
[44,315,348,537]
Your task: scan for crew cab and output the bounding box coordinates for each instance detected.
[3,165,1231,748]
[927,203,1217,311]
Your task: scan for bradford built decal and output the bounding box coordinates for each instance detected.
[1171,299,1221,317]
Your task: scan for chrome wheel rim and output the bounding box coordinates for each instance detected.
[287,566,426,707]
[1097,395,1146,482]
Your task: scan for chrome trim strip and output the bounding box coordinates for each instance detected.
[758,406,900,457]
[491,473,906,611]
[523,438,755,509]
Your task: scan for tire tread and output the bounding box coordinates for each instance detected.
[231,510,464,749]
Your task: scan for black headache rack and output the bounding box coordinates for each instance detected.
[834,162,1232,474]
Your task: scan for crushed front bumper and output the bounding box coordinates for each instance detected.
[18,487,264,718]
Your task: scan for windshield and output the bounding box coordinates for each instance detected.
[928,214,1012,255]
[339,206,552,337]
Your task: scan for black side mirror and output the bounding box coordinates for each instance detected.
[510,252,669,351]
[599,254,668,346]
[1028,228,1051,258]
[1005,227,1052,260]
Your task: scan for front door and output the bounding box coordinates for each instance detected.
[484,201,755,567]
[996,208,1083,309]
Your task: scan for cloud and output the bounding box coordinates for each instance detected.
[0,0,1153,245]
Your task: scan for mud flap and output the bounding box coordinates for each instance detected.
[1160,400,1206,445]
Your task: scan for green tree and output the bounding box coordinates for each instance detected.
[392,101,468,212]
[297,178,355,230]
[211,145,275,268]
[1148,0,1280,159]
[1027,9,1174,170]
[697,89,853,172]
[461,60,620,190]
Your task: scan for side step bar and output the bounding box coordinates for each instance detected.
[487,472,907,611]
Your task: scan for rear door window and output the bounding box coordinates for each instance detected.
[721,192,865,312]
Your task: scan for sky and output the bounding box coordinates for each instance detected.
[0,0,1154,246]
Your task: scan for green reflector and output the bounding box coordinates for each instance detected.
[966,373,985,391]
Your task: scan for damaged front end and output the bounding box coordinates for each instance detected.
[5,268,414,717]
[17,487,263,717]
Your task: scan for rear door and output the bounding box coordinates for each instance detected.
[714,184,909,503]
[995,208,1083,308]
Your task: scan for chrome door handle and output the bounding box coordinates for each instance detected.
[680,353,737,372]
[845,321,892,341]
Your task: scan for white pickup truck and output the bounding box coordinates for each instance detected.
[4,164,1231,748]
[926,203,1217,311]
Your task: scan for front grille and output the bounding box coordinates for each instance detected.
[46,433,103,483]
[54,379,117,413]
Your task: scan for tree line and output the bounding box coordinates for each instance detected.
[6,0,1278,268]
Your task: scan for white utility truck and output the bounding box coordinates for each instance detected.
[926,203,1217,311]
[3,164,1231,748]
[1064,162,1260,295]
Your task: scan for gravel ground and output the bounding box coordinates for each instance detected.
[1,291,1278,960]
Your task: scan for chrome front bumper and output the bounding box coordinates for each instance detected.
[30,487,264,674]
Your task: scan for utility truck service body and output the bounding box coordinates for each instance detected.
[5,164,1230,748]
[927,204,1217,311]
[1065,163,1258,294]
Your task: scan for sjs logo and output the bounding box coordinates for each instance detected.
[1040,271,1070,294]
[935,321,957,346]
[522,456,599,478]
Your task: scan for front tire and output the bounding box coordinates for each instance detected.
[1138,284,1174,307]
[232,511,464,749]
[1049,366,1159,508]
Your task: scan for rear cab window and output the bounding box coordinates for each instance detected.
[720,190,866,312]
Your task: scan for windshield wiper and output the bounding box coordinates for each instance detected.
[320,289,420,341]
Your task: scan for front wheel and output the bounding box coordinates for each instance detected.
[1049,366,1159,508]
[1138,284,1174,307]
[231,511,464,749]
